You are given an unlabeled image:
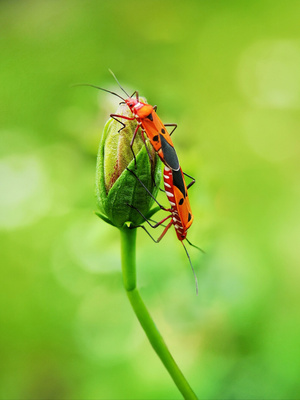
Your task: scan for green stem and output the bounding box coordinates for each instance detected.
[120,225,198,400]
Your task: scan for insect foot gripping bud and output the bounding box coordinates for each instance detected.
[95,102,162,229]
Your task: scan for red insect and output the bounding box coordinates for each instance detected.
[79,70,180,171]
[161,166,194,241]
[127,166,202,294]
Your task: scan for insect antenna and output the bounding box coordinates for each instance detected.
[181,240,199,295]
[108,69,131,98]
[185,238,205,254]
[72,83,125,102]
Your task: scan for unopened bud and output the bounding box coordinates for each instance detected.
[95,102,161,228]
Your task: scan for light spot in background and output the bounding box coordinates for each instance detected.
[59,106,93,136]
[65,216,120,273]
[241,109,298,162]
[238,40,300,109]
[199,232,273,323]
[0,130,36,157]
[52,214,120,295]
[0,154,51,229]
[61,88,136,153]
[273,200,300,282]
[74,286,142,363]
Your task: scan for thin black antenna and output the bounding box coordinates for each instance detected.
[108,69,131,98]
[186,238,205,254]
[72,83,125,102]
[182,241,199,295]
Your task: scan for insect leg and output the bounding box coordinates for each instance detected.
[140,130,154,164]
[164,123,177,136]
[139,130,157,183]
[110,116,126,132]
[156,220,174,242]
[148,218,168,228]
[127,168,171,212]
[110,114,135,121]
[132,221,173,243]
[133,225,159,242]
[127,203,172,228]
[183,172,196,189]
[129,125,140,167]
[110,113,135,133]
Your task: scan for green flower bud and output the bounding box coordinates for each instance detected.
[95,102,161,228]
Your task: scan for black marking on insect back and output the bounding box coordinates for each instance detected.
[161,128,165,134]
[159,134,180,170]
[153,135,159,142]
[179,198,184,205]
[146,113,153,121]
[172,169,187,197]
[188,213,192,221]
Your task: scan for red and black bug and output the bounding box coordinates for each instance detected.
[77,70,180,171]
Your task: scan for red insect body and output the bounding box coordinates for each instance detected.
[112,95,180,171]
[162,166,193,241]
[154,166,193,243]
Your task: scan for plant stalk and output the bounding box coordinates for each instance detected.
[120,225,198,400]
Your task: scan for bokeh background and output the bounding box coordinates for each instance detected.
[1,1,300,399]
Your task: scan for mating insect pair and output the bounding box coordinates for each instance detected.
[81,71,202,293]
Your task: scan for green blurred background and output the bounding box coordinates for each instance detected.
[1,1,300,399]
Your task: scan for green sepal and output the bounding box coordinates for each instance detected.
[94,211,117,227]
[102,148,161,228]
[95,118,111,216]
